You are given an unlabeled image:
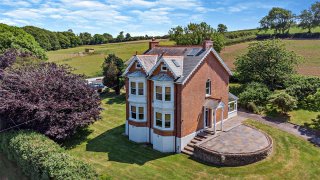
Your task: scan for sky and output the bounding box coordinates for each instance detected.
[0,0,317,37]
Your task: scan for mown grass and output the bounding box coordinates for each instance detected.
[48,40,175,77]
[64,91,320,179]
[289,109,320,129]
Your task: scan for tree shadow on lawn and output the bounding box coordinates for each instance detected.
[86,124,171,165]
[100,91,126,105]
[62,128,94,149]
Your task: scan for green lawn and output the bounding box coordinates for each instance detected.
[289,109,320,129]
[64,92,320,179]
[47,40,175,77]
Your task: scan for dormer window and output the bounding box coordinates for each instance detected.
[206,79,211,95]
[136,62,141,69]
[161,64,167,72]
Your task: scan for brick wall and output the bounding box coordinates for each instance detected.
[179,52,230,137]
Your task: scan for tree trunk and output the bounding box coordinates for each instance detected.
[114,86,121,95]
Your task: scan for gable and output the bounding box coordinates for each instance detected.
[149,61,175,80]
[182,50,230,85]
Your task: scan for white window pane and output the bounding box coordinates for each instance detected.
[156,112,162,127]
[138,82,144,95]
[165,114,171,128]
[165,87,171,101]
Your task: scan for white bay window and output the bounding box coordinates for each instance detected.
[153,109,174,130]
[130,103,146,122]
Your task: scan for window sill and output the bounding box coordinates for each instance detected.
[129,118,147,122]
[205,94,211,97]
[153,126,174,131]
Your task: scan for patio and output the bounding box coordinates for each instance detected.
[193,124,273,166]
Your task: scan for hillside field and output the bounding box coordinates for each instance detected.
[47,40,174,77]
[221,40,320,76]
[48,39,320,77]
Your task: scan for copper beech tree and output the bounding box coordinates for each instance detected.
[0,62,101,141]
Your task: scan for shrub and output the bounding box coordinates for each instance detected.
[268,91,297,114]
[0,62,101,141]
[304,89,320,111]
[0,131,98,179]
[285,75,320,101]
[246,102,260,114]
[238,82,271,108]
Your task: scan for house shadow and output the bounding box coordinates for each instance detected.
[86,124,171,165]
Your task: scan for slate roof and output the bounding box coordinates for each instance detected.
[136,55,158,72]
[127,71,146,78]
[124,45,232,84]
[150,73,174,81]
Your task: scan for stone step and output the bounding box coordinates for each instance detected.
[191,139,201,144]
[194,136,204,141]
[184,145,194,152]
[181,149,193,156]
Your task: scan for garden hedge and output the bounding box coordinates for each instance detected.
[0,130,97,180]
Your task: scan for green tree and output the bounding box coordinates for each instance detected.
[299,10,315,33]
[22,26,61,51]
[93,34,105,44]
[168,22,225,52]
[235,39,301,89]
[61,31,81,47]
[217,24,228,33]
[102,54,125,95]
[125,33,131,40]
[259,7,295,34]
[0,23,46,60]
[57,32,70,49]
[103,33,113,43]
[311,1,320,26]
[239,82,271,108]
[268,91,297,114]
[79,32,92,45]
[117,31,125,42]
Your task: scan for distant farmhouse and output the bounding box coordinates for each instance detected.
[85,48,95,53]
[123,39,238,153]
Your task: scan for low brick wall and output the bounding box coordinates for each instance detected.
[193,126,273,166]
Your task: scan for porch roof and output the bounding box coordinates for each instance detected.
[203,99,224,109]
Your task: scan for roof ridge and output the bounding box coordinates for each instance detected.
[155,45,203,48]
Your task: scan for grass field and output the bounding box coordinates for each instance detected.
[220,39,320,76]
[257,26,320,34]
[48,40,174,77]
[48,39,320,77]
[63,91,320,179]
[289,109,320,128]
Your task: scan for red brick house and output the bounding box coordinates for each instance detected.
[123,39,238,153]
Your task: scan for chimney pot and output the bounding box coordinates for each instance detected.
[149,38,159,49]
[203,40,213,50]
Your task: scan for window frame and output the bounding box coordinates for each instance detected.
[161,64,167,72]
[136,62,141,69]
[153,109,174,131]
[129,78,145,96]
[153,82,174,103]
[228,101,237,113]
[129,103,146,122]
[206,79,211,96]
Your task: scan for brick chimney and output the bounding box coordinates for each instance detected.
[202,40,213,50]
[149,38,159,49]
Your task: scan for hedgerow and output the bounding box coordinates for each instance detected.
[0,130,98,180]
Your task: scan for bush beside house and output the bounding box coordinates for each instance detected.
[0,131,97,179]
